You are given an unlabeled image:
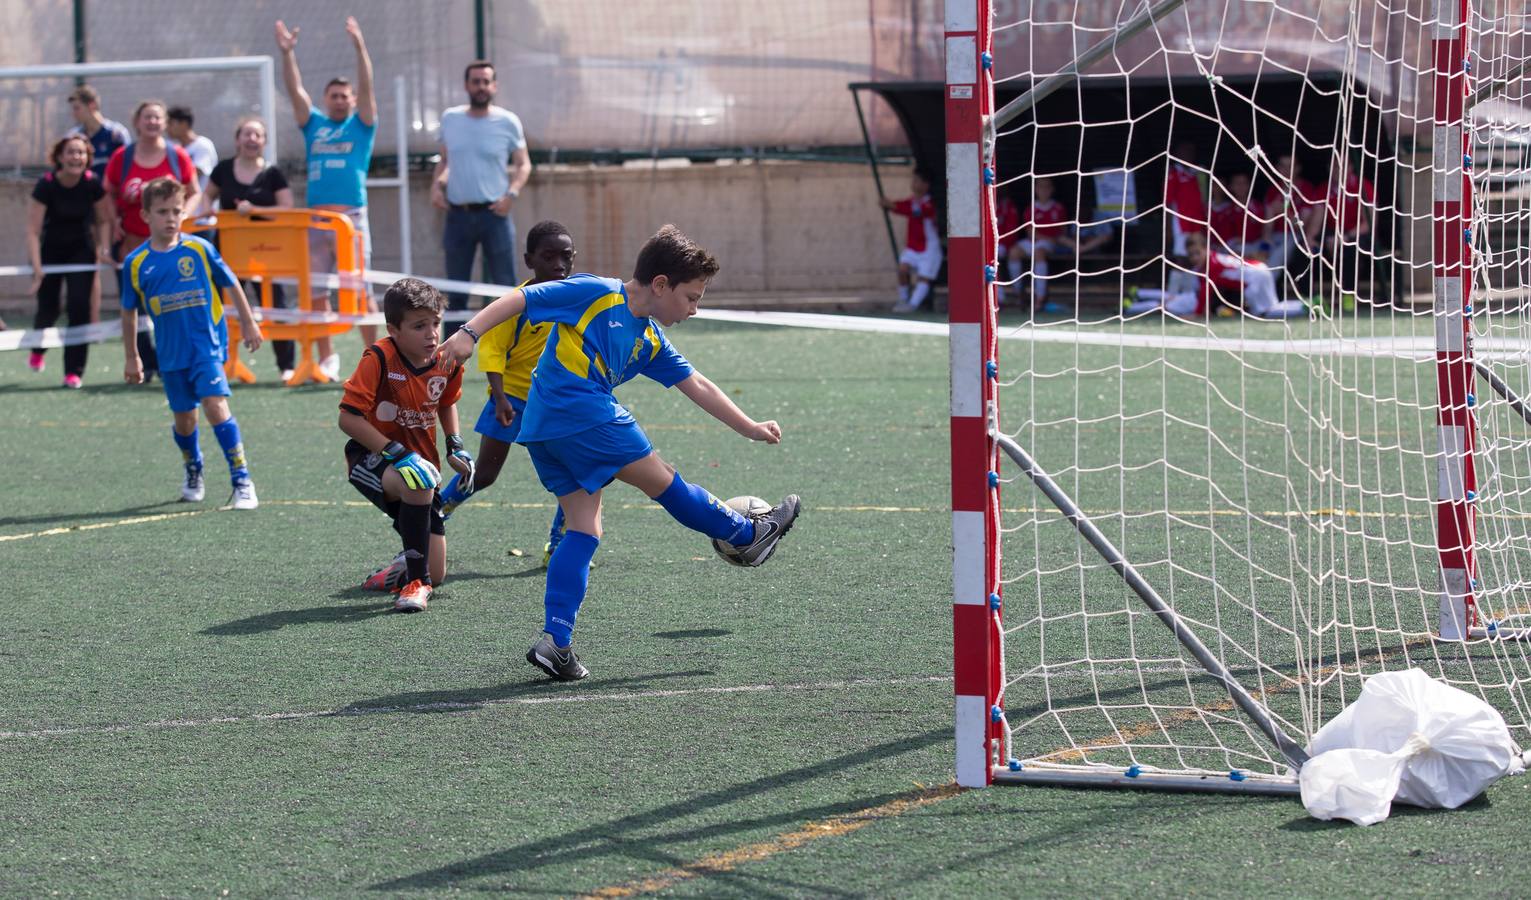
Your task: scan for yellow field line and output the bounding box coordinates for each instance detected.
[0,509,207,543]
[580,784,964,899]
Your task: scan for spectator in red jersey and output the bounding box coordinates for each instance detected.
[1306,154,1377,303]
[1208,171,1266,258]
[103,100,201,381]
[994,189,1021,303]
[880,167,942,313]
[1006,176,1068,313]
[1164,140,1207,256]
[1185,231,1308,320]
[1262,153,1322,279]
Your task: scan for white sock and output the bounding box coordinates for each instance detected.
[1007,259,1023,280]
[898,284,911,302]
[909,281,931,309]
[1033,260,1049,299]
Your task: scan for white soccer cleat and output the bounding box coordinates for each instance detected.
[229,480,259,510]
[318,353,341,381]
[180,464,206,503]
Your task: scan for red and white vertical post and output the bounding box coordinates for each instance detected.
[946,0,1003,786]
[1433,0,1479,639]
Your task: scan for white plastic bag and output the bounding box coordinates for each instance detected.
[1299,668,1526,826]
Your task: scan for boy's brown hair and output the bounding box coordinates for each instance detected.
[382,277,446,326]
[68,85,100,107]
[632,224,720,287]
[140,176,185,212]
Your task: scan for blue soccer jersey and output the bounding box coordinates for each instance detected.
[121,234,238,372]
[516,274,694,443]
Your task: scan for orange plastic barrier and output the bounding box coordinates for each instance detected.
[183,209,364,386]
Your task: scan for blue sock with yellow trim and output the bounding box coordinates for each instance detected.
[172,427,202,470]
[212,418,249,484]
[544,530,599,647]
[654,472,754,544]
[439,473,473,516]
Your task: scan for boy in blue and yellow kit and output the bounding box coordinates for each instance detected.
[439,224,801,681]
[121,176,264,509]
[436,220,574,562]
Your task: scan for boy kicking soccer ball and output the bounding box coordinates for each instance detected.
[436,220,575,564]
[338,278,473,613]
[121,176,264,509]
[438,224,801,680]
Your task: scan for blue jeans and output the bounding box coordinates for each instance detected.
[443,206,518,338]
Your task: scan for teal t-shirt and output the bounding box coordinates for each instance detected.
[302,107,375,208]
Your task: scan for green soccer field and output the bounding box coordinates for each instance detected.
[4,314,1529,897]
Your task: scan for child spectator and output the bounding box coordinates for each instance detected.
[166,106,218,195]
[1307,155,1377,304]
[1208,171,1266,257]
[994,190,1021,303]
[437,225,801,681]
[1184,231,1308,320]
[881,168,942,312]
[1007,176,1068,312]
[1164,141,1207,256]
[120,177,264,508]
[1262,153,1321,277]
[434,220,576,566]
[339,279,473,613]
[25,134,113,388]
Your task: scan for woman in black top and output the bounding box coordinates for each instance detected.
[205,116,297,377]
[26,134,114,388]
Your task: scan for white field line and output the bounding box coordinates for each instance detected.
[0,675,954,741]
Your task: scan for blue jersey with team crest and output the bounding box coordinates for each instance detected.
[121,234,238,372]
[516,274,694,443]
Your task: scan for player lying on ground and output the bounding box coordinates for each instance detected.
[338,278,474,613]
[438,225,802,681]
[436,220,575,564]
[120,176,263,509]
[1185,232,1308,320]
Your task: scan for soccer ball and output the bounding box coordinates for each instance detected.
[712,495,771,566]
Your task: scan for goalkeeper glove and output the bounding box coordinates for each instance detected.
[446,433,476,493]
[380,441,440,491]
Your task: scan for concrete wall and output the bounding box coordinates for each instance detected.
[0,160,900,303]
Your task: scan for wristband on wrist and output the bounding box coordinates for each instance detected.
[446,434,465,454]
[379,441,407,461]
[459,323,481,343]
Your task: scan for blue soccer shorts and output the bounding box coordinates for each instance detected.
[522,418,654,497]
[473,395,525,444]
[161,356,230,413]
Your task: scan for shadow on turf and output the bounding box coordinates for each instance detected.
[345,669,713,715]
[654,628,732,639]
[201,601,395,634]
[0,500,182,528]
[1278,792,1492,830]
[369,727,950,893]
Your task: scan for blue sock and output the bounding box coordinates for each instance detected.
[544,530,599,647]
[211,417,250,484]
[547,506,566,551]
[439,473,473,511]
[654,472,754,544]
[172,427,202,469]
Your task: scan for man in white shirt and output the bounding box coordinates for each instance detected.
[167,106,218,194]
[431,60,532,337]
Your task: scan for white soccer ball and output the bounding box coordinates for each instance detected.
[712,495,771,566]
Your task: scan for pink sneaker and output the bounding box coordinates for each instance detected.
[62,374,82,390]
[27,351,45,373]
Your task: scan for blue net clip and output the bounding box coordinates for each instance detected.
[983,166,995,185]
[1466,490,1477,502]
[1008,758,1023,771]
[1467,393,1477,407]
[1228,769,1246,782]
[1487,620,1500,637]
[1470,576,1479,589]
[985,360,998,380]
[988,592,1001,611]
[990,705,1003,723]
[984,264,997,283]
[1465,58,1473,73]
[1464,303,1474,315]
[987,470,1000,488]
[1464,154,1474,169]
[1464,227,1473,244]
[1125,765,1142,778]
[981,51,993,70]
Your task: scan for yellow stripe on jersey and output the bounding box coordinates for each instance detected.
[554,292,625,380]
[127,247,152,314]
[182,239,224,325]
[643,325,661,360]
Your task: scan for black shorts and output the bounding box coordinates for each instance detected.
[345,441,446,535]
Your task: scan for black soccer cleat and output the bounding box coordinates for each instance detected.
[734,494,802,567]
[526,632,590,681]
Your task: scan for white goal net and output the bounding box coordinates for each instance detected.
[949,0,1531,789]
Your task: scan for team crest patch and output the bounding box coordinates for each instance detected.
[426,376,447,402]
[178,257,195,278]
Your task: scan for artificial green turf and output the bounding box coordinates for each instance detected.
[2,317,1529,897]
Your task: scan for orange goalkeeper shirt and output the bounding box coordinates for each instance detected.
[340,337,463,467]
